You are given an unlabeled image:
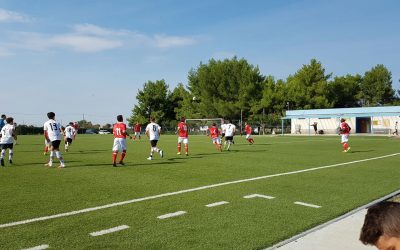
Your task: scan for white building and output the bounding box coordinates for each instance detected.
[283,106,400,135]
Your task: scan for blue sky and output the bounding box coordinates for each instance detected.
[1,0,399,126]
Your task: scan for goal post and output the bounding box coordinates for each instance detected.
[185,118,224,135]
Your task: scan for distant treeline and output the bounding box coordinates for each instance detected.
[128,57,400,128]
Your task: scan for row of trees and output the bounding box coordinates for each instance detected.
[129,58,399,128]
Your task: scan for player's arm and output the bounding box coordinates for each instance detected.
[145,128,150,139]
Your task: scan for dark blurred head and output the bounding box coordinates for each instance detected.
[6,117,13,124]
[47,112,55,119]
[117,115,123,122]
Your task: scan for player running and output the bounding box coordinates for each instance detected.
[244,122,254,144]
[145,117,163,160]
[208,123,222,151]
[63,122,76,152]
[112,115,131,167]
[176,117,189,156]
[340,118,351,152]
[43,112,65,168]
[224,120,236,151]
[0,117,17,166]
[133,122,142,140]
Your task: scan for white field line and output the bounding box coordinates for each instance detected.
[157,211,187,219]
[1,152,399,229]
[22,245,49,250]
[243,194,275,199]
[205,201,229,207]
[294,201,321,209]
[89,225,129,237]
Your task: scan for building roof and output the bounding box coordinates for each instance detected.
[282,106,400,119]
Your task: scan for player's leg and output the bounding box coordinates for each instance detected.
[119,139,127,165]
[44,140,50,155]
[226,136,233,151]
[8,144,13,164]
[112,138,119,166]
[177,137,182,155]
[184,138,188,156]
[0,145,6,166]
[45,142,55,167]
[52,141,65,167]
[148,140,156,160]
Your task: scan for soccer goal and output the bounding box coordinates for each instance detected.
[185,118,224,135]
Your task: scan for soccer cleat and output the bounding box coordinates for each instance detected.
[347,147,351,152]
[160,150,164,158]
[177,152,181,155]
[147,156,152,160]
[113,162,117,167]
[119,161,125,166]
[58,164,65,169]
[1,159,4,166]
[43,152,47,155]
[185,153,188,156]
[45,162,53,167]
[9,159,12,164]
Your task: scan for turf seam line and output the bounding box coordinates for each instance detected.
[22,244,49,250]
[205,201,229,207]
[1,152,399,229]
[157,211,187,219]
[89,225,129,237]
[294,201,321,208]
[266,188,400,250]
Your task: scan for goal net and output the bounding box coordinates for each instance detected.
[185,118,224,135]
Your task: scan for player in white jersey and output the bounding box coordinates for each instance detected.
[0,117,17,166]
[63,122,76,152]
[43,112,65,168]
[145,117,163,160]
[223,120,236,151]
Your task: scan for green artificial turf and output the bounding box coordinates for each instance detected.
[0,135,399,249]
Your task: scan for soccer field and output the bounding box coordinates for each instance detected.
[0,135,399,249]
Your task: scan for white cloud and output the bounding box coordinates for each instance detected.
[0,47,13,57]
[50,34,123,52]
[0,8,32,23]
[153,35,196,48]
[1,23,198,54]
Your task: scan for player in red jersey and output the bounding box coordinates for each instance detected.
[112,115,131,166]
[244,122,254,144]
[340,118,351,152]
[133,122,141,140]
[208,123,222,151]
[72,122,79,139]
[176,117,189,156]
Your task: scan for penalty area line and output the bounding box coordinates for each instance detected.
[0,152,399,229]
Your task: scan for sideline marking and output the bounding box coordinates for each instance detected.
[244,194,275,199]
[157,211,186,219]
[1,153,399,229]
[205,201,229,207]
[294,201,321,209]
[22,245,49,250]
[90,225,129,237]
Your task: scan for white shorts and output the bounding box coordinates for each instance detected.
[135,132,141,137]
[178,137,188,144]
[341,134,349,143]
[246,134,251,139]
[112,138,127,152]
[212,137,221,144]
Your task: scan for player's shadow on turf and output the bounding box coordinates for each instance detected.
[347,150,375,153]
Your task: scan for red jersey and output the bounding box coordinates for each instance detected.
[134,123,141,132]
[209,126,220,138]
[340,122,351,134]
[177,122,188,138]
[113,122,127,138]
[245,124,252,135]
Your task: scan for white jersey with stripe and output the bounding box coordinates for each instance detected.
[146,122,161,140]
[44,119,62,141]
[0,124,15,144]
[224,123,236,137]
[64,125,76,139]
